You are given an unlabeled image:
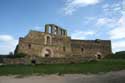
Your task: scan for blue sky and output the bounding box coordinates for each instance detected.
[0,0,125,54]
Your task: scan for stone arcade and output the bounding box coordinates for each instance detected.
[16,24,112,59]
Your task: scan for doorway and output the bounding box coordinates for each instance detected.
[44,49,51,57]
[97,54,101,59]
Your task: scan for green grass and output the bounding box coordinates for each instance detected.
[0,59,125,76]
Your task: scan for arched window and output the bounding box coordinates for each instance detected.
[45,49,51,57]
[46,36,51,45]
[28,44,31,49]
[81,48,84,52]
[44,35,52,45]
[95,52,102,59]
[97,54,101,59]
[63,46,66,52]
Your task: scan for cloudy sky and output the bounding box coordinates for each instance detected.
[0,0,125,54]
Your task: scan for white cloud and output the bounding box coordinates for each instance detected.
[112,40,125,52]
[109,16,125,39]
[107,16,125,52]
[0,35,14,42]
[0,35,18,54]
[95,16,125,40]
[71,31,95,39]
[96,17,115,26]
[102,3,120,11]
[102,3,122,17]
[110,27,125,39]
[63,0,100,15]
[99,2,125,40]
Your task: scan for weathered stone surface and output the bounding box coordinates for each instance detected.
[16,24,112,59]
[3,57,96,64]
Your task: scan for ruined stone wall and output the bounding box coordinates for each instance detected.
[51,36,72,57]
[16,24,112,59]
[71,40,112,58]
[3,57,95,64]
[17,31,45,57]
[17,29,72,58]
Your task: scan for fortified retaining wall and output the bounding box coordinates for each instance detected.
[2,57,96,64]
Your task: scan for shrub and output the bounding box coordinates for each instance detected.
[6,53,26,58]
[14,53,26,58]
[106,51,125,59]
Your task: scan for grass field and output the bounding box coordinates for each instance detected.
[0,59,125,76]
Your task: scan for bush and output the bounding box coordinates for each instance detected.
[5,53,26,58]
[14,53,26,58]
[106,51,125,59]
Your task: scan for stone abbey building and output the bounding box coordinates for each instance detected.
[16,24,112,59]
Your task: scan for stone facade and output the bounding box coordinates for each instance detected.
[16,24,112,59]
[2,57,97,64]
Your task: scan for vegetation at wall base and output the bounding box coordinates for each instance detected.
[106,51,125,59]
[0,51,125,75]
[0,59,125,76]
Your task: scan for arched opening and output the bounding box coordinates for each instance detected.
[97,54,101,59]
[45,49,51,57]
[31,59,36,64]
[44,35,52,45]
[48,26,51,33]
[63,46,66,52]
[46,36,51,45]
[81,48,84,52]
[28,44,31,49]
[95,52,102,60]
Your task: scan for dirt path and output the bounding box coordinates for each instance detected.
[0,70,125,83]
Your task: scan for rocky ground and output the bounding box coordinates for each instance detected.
[0,70,125,83]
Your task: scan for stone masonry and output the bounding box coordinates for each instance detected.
[16,24,112,59]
